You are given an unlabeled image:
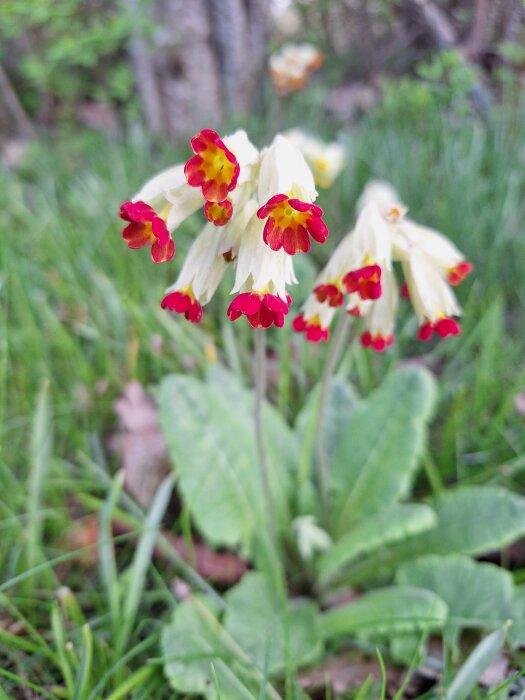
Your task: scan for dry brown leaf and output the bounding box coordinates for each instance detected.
[112,381,171,507]
[514,392,525,416]
[59,514,100,568]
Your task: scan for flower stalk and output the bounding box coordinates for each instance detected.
[315,313,351,521]
[253,329,276,539]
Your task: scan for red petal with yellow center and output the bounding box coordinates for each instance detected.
[184,129,240,203]
[121,221,156,249]
[447,261,473,286]
[435,317,461,338]
[343,264,382,300]
[292,314,329,343]
[204,199,234,226]
[227,292,289,329]
[417,317,461,341]
[161,291,202,323]
[314,283,344,307]
[120,200,174,262]
[257,195,328,256]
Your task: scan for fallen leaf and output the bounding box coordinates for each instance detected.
[514,392,525,416]
[59,514,100,568]
[112,381,171,507]
[111,521,248,587]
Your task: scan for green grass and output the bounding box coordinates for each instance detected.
[1,103,525,697]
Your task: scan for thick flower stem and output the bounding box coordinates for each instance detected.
[253,329,276,539]
[315,313,351,520]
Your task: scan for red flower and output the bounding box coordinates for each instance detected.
[257,194,328,255]
[343,264,382,300]
[227,292,289,329]
[161,290,202,323]
[120,201,175,263]
[417,317,461,341]
[313,283,344,307]
[184,129,240,203]
[447,261,473,286]
[292,314,329,343]
[360,331,394,352]
[204,199,233,226]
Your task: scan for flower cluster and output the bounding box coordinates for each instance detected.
[119,129,329,329]
[294,181,473,350]
[269,43,323,97]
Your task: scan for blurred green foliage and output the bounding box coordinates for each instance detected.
[0,0,138,112]
[373,50,478,125]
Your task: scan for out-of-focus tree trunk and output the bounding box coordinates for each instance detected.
[123,0,167,135]
[0,63,36,139]
[132,0,270,138]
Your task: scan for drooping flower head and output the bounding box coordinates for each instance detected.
[184,129,240,203]
[269,43,324,97]
[256,135,329,255]
[119,129,330,331]
[294,180,472,351]
[119,200,175,263]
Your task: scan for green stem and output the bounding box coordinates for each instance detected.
[315,313,351,519]
[253,329,276,538]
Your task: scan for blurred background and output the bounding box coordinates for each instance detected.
[1,0,525,139]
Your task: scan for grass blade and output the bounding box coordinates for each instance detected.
[117,474,174,653]
[443,624,509,700]
[99,469,124,640]
[27,380,53,573]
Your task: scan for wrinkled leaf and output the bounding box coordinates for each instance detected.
[319,586,448,640]
[317,504,436,588]
[295,376,360,465]
[391,486,525,562]
[330,367,436,536]
[162,598,261,699]
[224,572,323,674]
[396,554,514,647]
[206,363,299,481]
[351,486,525,585]
[158,375,291,550]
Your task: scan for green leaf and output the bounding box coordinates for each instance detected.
[158,374,291,550]
[330,367,436,536]
[161,598,261,699]
[319,586,448,639]
[317,504,436,588]
[443,625,509,700]
[396,555,514,646]
[508,585,525,647]
[348,486,525,586]
[224,572,323,674]
[295,376,360,467]
[206,364,299,482]
[391,486,525,562]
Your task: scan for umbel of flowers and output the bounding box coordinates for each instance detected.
[119,130,471,347]
[294,181,473,350]
[119,128,329,329]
